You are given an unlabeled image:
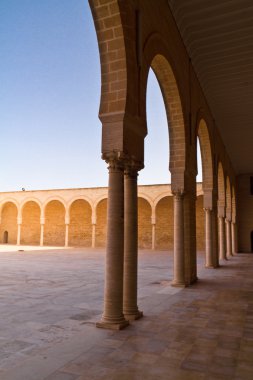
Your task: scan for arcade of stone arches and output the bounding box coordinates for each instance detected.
[0,184,208,250]
[86,0,238,329]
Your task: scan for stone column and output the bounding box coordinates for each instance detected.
[151,213,156,250]
[96,156,129,330]
[92,224,96,248]
[40,217,45,246]
[123,165,143,320]
[231,222,237,254]
[204,208,214,268]
[218,216,226,260]
[17,218,22,246]
[226,219,232,258]
[91,212,96,248]
[65,224,69,247]
[172,191,185,287]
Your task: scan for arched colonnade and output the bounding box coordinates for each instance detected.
[0,185,209,251]
[89,0,238,328]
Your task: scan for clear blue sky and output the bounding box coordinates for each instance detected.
[0,0,201,192]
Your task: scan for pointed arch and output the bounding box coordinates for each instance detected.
[197,119,213,199]
[149,54,186,188]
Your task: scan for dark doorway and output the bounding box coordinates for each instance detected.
[3,231,8,244]
[251,231,253,252]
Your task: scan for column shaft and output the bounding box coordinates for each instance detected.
[123,169,142,320]
[151,224,156,250]
[218,216,227,260]
[40,224,44,246]
[226,219,232,257]
[172,192,185,287]
[92,224,96,248]
[65,224,69,247]
[17,224,21,246]
[96,160,129,330]
[205,208,214,268]
[231,222,237,254]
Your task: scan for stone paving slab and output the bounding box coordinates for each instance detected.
[0,246,252,379]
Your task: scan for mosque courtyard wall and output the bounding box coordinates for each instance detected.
[0,184,204,250]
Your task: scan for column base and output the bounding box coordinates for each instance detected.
[171,281,186,288]
[205,265,215,269]
[96,319,129,330]
[124,310,143,321]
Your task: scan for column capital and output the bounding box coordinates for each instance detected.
[172,189,184,199]
[40,217,45,225]
[17,218,22,225]
[102,152,143,174]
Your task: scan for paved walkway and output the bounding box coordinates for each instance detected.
[0,246,252,379]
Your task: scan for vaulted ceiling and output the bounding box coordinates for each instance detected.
[168,0,253,174]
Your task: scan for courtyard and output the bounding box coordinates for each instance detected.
[0,246,252,379]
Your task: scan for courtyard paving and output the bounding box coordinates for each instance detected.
[0,245,252,380]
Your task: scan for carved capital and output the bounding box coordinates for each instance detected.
[102,151,143,174]
[172,189,184,200]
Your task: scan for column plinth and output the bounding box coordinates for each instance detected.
[171,191,186,287]
[96,156,129,330]
[123,166,143,321]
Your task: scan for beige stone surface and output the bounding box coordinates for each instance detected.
[0,245,252,379]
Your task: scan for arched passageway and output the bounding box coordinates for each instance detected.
[138,198,152,249]
[21,201,41,245]
[0,202,18,244]
[69,200,92,247]
[44,200,65,246]
[197,119,217,268]
[155,197,173,250]
[96,199,107,247]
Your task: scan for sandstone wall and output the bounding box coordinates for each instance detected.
[44,201,65,246]
[69,200,92,247]
[96,199,107,247]
[0,202,18,244]
[21,201,40,245]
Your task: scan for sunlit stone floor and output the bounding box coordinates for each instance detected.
[0,245,252,380]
